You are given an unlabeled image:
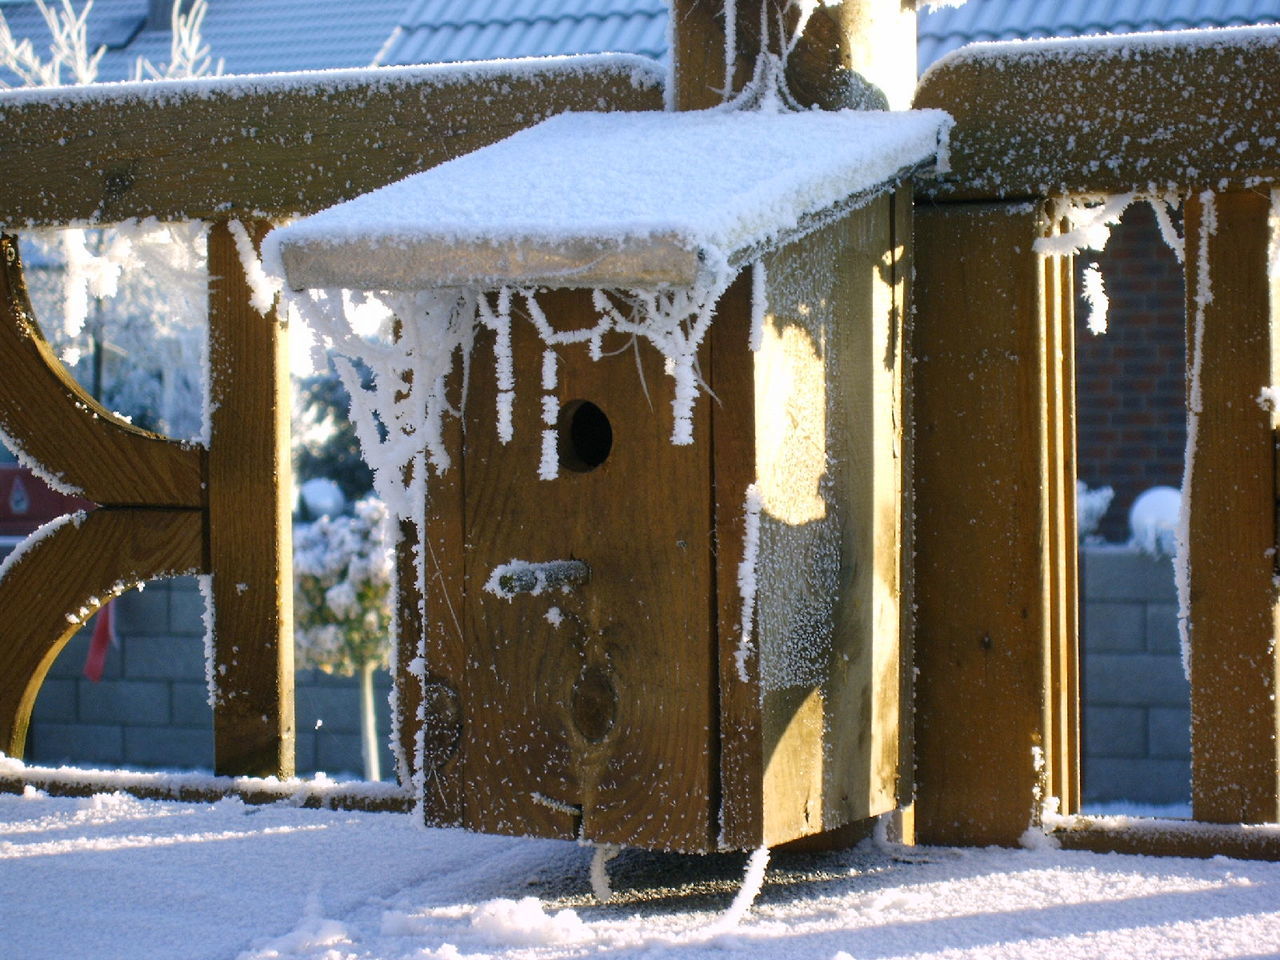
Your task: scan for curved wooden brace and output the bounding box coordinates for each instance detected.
[0,507,205,758]
[0,234,204,507]
[916,27,1280,200]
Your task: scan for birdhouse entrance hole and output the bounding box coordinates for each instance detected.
[558,400,613,472]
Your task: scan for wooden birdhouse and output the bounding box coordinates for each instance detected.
[269,105,950,853]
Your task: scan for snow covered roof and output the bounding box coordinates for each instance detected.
[377,0,669,68]
[4,0,1280,88]
[269,107,950,293]
[917,0,1280,72]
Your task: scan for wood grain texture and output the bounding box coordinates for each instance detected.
[915,32,1280,200]
[1183,190,1280,825]
[912,201,1066,846]
[0,59,664,227]
[205,219,294,779]
[0,235,204,507]
[417,365,468,825]
[0,507,204,758]
[458,292,717,852]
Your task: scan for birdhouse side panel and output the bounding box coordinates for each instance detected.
[752,196,904,846]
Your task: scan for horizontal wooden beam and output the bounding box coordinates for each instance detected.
[915,26,1280,200]
[0,763,412,813]
[0,55,664,227]
[1052,816,1280,862]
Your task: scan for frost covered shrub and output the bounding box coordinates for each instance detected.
[293,497,393,676]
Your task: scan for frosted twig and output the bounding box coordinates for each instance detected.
[705,846,770,935]
[589,844,621,904]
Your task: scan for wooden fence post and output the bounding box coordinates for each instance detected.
[1184,189,1280,824]
[206,219,295,778]
[913,201,1078,845]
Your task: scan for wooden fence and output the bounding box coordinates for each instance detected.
[914,27,1280,856]
[0,5,1277,857]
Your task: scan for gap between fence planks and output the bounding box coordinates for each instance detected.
[1183,189,1280,825]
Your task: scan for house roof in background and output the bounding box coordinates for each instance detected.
[0,0,407,83]
[2,1,1279,86]
[918,0,1280,71]
[377,0,667,67]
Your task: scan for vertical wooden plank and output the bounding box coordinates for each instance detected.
[749,199,902,846]
[1184,189,1280,824]
[913,201,1056,846]
[206,219,295,779]
[417,363,468,823]
[710,272,765,850]
[1043,225,1081,814]
[893,186,918,841]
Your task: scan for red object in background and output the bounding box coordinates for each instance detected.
[84,601,116,682]
[0,461,93,539]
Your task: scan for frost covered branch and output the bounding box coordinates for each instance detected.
[0,0,104,88]
[132,0,223,81]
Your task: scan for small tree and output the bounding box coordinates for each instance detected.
[293,497,394,780]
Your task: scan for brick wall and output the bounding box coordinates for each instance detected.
[1075,202,1186,542]
[23,577,396,779]
[1081,545,1190,807]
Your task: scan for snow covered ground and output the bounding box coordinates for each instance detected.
[2,788,1278,960]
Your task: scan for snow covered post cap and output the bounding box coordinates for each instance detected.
[264,107,952,295]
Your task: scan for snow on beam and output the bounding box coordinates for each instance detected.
[268,108,951,292]
[916,24,1280,201]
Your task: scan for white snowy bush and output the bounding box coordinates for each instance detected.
[293,497,393,677]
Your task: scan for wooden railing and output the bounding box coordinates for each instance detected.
[913,26,1280,857]
[0,56,665,787]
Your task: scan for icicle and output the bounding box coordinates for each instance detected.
[735,484,762,684]
[1174,190,1216,682]
[227,219,282,315]
[1033,193,1135,258]
[749,260,767,352]
[1080,262,1110,335]
[1148,195,1185,264]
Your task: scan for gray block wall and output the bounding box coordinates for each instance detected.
[24,577,396,780]
[11,548,1192,803]
[1081,545,1190,806]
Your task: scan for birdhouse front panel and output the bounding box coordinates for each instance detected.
[423,289,719,853]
